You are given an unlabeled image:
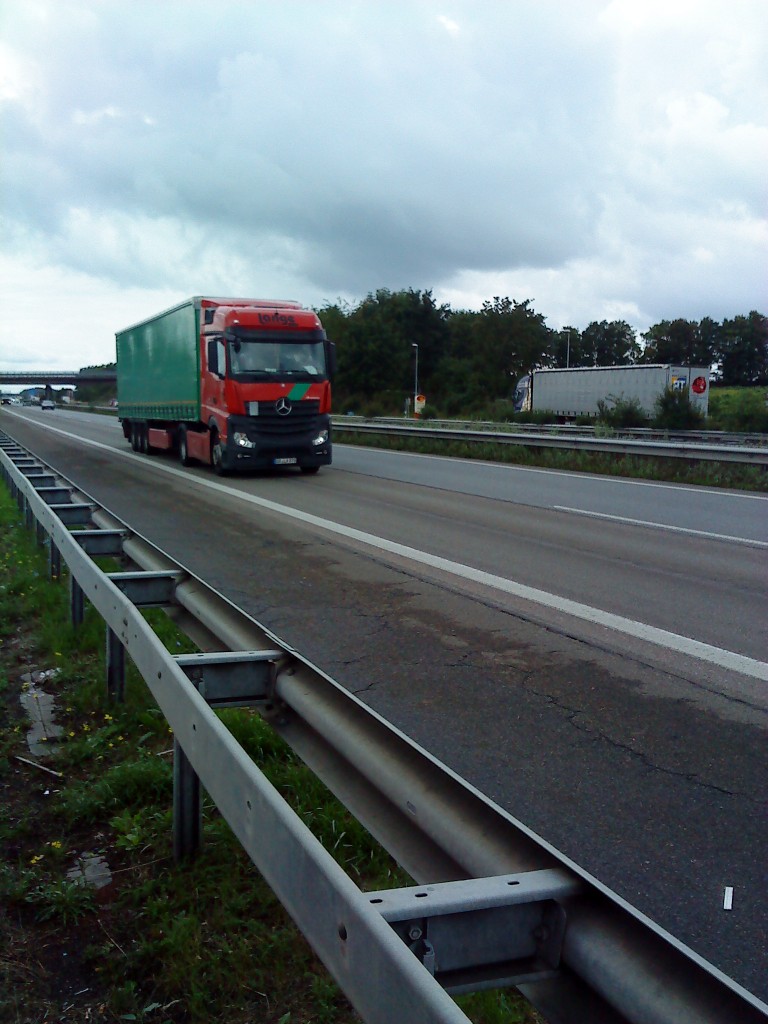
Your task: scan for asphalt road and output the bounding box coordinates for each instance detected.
[3,406,767,1003]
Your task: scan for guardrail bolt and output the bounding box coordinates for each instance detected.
[408,925,422,941]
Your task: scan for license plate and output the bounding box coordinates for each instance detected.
[273,457,297,465]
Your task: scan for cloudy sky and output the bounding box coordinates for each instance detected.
[1,0,766,374]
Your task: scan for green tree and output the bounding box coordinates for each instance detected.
[321,289,451,409]
[716,311,768,386]
[580,321,640,366]
[553,326,583,368]
[641,319,715,366]
[471,297,554,400]
[315,301,353,348]
[435,310,485,411]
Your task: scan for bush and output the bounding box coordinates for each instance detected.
[596,395,648,428]
[653,388,705,430]
[707,388,768,432]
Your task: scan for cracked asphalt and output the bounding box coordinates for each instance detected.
[3,407,766,1004]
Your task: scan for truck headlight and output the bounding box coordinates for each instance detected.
[312,429,329,447]
[233,431,255,448]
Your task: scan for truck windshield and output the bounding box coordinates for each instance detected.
[227,332,327,380]
[512,376,529,411]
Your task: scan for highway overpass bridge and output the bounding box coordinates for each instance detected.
[0,370,116,386]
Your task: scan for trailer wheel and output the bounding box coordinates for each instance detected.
[138,423,149,454]
[178,426,192,466]
[210,430,229,476]
[130,422,141,452]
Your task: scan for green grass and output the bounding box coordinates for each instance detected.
[0,481,543,1023]
[334,428,767,491]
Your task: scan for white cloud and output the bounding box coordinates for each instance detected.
[0,0,766,371]
[72,105,122,126]
[436,15,461,36]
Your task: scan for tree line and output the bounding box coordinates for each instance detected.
[316,290,767,416]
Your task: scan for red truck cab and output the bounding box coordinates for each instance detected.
[199,299,335,474]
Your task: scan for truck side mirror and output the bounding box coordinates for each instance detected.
[326,341,337,380]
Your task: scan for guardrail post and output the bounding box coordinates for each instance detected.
[105,626,125,703]
[169,651,280,862]
[49,540,61,581]
[70,576,84,627]
[173,738,201,861]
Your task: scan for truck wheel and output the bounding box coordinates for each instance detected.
[139,423,149,454]
[178,426,192,466]
[130,422,141,452]
[210,431,229,476]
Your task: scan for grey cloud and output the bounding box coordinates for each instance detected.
[0,0,765,347]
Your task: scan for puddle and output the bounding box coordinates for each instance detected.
[20,669,63,756]
[67,853,113,890]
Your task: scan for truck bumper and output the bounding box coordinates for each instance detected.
[223,416,332,471]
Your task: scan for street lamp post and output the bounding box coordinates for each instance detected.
[412,343,419,406]
[565,328,571,368]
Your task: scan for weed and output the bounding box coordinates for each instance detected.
[26,876,97,925]
[0,860,37,901]
[58,754,173,823]
[596,394,648,427]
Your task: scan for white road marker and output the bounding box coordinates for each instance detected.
[724,887,734,911]
[554,506,768,548]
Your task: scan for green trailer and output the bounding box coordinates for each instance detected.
[116,298,202,422]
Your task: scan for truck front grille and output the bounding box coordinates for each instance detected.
[255,399,321,437]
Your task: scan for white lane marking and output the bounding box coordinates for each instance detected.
[723,887,734,911]
[9,414,768,682]
[553,506,768,549]
[337,443,768,500]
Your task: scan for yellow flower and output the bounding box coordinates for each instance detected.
[104,714,113,721]
[49,841,62,850]
[82,725,90,732]
[30,855,43,865]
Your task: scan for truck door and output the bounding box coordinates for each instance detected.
[203,337,228,432]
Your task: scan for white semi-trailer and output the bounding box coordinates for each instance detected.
[513,364,710,419]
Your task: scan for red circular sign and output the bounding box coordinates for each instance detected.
[692,376,707,394]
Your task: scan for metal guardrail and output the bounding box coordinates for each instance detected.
[342,417,768,447]
[333,418,768,466]
[1,429,766,1024]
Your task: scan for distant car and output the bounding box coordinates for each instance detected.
[40,399,56,411]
